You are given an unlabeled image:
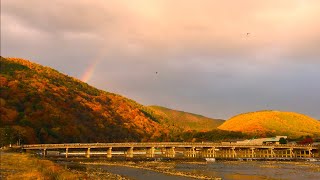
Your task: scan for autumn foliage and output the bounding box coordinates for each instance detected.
[149,106,224,132]
[0,57,170,144]
[218,110,320,138]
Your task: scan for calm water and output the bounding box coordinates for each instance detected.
[175,161,320,180]
[59,160,320,180]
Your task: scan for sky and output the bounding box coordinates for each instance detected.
[1,0,320,119]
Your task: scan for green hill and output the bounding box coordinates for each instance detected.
[218,110,320,138]
[0,57,170,144]
[149,106,224,132]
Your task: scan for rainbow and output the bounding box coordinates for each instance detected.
[81,57,101,83]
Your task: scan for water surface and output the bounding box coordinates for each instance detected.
[58,159,320,180]
[176,161,320,180]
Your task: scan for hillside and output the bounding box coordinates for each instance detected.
[149,106,224,131]
[218,110,320,138]
[0,57,171,144]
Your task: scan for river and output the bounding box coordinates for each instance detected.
[56,158,320,180]
[175,161,320,180]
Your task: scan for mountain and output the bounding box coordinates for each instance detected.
[0,57,170,144]
[218,110,320,138]
[148,106,224,131]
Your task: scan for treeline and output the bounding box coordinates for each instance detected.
[172,129,248,142]
[0,125,246,146]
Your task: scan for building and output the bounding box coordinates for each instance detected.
[235,136,288,145]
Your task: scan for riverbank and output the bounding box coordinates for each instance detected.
[0,152,128,179]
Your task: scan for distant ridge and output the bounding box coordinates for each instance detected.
[149,105,224,132]
[218,110,320,138]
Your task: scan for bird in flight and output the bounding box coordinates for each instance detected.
[246,33,250,36]
[155,72,158,74]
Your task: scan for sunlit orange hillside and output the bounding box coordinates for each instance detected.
[218,111,320,138]
[0,57,169,144]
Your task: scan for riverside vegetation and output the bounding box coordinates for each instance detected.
[0,151,129,180]
[0,152,82,179]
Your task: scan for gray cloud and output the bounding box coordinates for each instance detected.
[2,0,320,119]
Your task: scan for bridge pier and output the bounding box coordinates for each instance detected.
[287,149,291,157]
[216,148,228,158]
[244,149,251,158]
[263,149,267,158]
[126,147,134,158]
[42,149,47,157]
[232,147,237,158]
[285,149,290,158]
[228,149,232,158]
[251,148,255,158]
[86,148,90,158]
[289,148,294,158]
[270,148,275,158]
[165,147,175,158]
[261,149,267,158]
[209,147,215,157]
[107,147,112,158]
[146,147,155,158]
[65,148,68,158]
[200,147,215,158]
[215,148,221,158]
[246,149,250,157]
[308,148,312,158]
[184,147,196,158]
[218,148,232,158]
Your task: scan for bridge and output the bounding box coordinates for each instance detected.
[22,142,319,159]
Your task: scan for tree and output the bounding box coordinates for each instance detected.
[299,136,313,145]
[279,137,287,144]
[0,126,18,146]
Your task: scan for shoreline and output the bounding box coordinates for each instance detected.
[50,155,320,162]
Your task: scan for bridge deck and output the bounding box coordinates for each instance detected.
[22,142,318,150]
[20,143,319,159]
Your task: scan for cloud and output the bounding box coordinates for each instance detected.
[1,0,320,118]
[3,0,320,60]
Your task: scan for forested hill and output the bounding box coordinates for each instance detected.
[0,57,170,144]
[149,106,224,131]
[218,110,320,138]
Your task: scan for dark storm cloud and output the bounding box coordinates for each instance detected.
[1,0,320,119]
